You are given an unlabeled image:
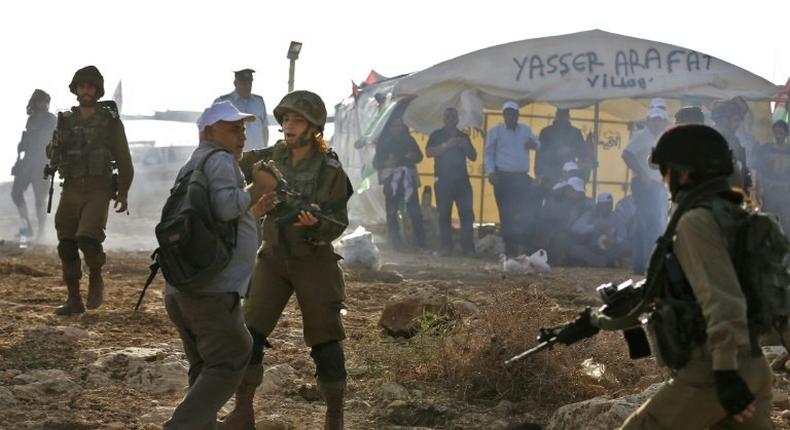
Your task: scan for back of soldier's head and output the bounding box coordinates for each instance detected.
[650,124,734,181]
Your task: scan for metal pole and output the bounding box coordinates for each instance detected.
[288,59,295,92]
[479,114,489,238]
[592,102,600,198]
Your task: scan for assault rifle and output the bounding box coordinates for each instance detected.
[43,112,65,214]
[255,160,347,228]
[505,279,652,365]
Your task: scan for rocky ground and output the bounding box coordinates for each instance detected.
[1,182,790,429]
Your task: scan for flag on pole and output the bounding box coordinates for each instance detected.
[112,80,123,113]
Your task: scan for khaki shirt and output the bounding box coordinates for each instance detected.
[239,141,350,257]
[673,207,750,370]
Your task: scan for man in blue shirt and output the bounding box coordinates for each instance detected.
[484,101,541,257]
[214,69,269,149]
[426,107,477,256]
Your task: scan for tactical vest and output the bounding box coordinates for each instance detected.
[57,106,116,179]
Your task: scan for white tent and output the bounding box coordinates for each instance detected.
[394,29,780,133]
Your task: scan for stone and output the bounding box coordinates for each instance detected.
[379,289,450,338]
[0,386,17,407]
[771,352,790,371]
[12,369,80,401]
[139,406,175,425]
[33,324,92,340]
[381,381,410,402]
[260,364,298,395]
[86,347,188,395]
[451,299,480,317]
[380,399,452,427]
[297,383,321,402]
[546,383,664,430]
[256,415,293,430]
[494,399,515,417]
[773,390,790,409]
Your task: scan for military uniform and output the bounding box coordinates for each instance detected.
[48,66,134,315]
[12,89,56,239]
[214,69,269,149]
[619,205,773,430]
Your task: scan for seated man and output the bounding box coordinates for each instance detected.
[568,192,629,267]
[535,177,592,265]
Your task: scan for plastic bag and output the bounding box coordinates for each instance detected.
[335,226,380,269]
[527,249,551,273]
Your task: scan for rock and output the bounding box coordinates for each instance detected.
[773,390,790,409]
[0,386,17,407]
[139,406,175,425]
[33,324,92,340]
[260,364,298,395]
[475,234,505,256]
[772,352,790,372]
[256,415,293,430]
[781,409,790,420]
[380,399,452,427]
[86,347,188,395]
[296,383,321,401]
[347,399,372,410]
[451,299,480,317]
[379,289,450,337]
[494,399,515,417]
[546,383,664,430]
[381,381,410,402]
[12,369,80,401]
[347,365,369,377]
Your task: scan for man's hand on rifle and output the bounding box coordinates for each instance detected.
[556,307,600,345]
[251,192,277,219]
[294,204,320,227]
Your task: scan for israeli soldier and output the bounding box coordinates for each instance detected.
[214,69,269,149]
[557,125,773,429]
[220,91,352,430]
[47,65,134,315]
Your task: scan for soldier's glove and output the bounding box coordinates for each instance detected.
[555,307,600,345]
[713,370,755,415]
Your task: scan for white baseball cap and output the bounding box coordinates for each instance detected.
[567,177,586,193]
[197,100,255,131]
[502,101,519,111]
[646,107,669,121]
[596,192,613,204]
[562,161,579,172]
[649,98,667,109]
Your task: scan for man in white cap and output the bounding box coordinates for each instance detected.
[569,192,628,267]
[562,161,581,182]
[162,100,276,430]
[215,69,269,149]
[484,101,541,257]
[622,106,670,274]
[535,176,592,265]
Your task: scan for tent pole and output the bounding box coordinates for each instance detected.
[592,102,600,198]
[479,113,488,239]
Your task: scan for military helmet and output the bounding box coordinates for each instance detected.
[649,124,734,177]
[69,65,105,98]
[273,90,327,131]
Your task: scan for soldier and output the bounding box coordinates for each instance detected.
[560,125,773,429]
[46,66,134,315]
[223,90,353,430]
[12,89,56,241]
[214,69,269,149]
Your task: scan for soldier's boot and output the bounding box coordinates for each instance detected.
[318,380,345,430]
[55,259,84,316]
[79,237,106,310]
[218,365,262,430]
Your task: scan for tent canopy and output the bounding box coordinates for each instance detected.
[394,29,780,133]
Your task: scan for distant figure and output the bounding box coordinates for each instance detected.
[426,107,477,256]
[46,66,134,315]
[622,105,669,274]
[484,101,541,257]
[536,108,586,186]
[11,89,56,241]
[373,116,426,250]
[215,68,269,149]
[754,120,790,233]
[674,106,705,125]
[568,192,628,268]
[712,98,751,192]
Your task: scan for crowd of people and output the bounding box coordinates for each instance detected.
[372,97,790,273]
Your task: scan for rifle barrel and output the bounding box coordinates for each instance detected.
[504,337,557,365]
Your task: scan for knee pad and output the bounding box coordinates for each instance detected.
[248,327,271,366]
[57,240,80,262]
[77,236,105,269]
[310,341,347,383]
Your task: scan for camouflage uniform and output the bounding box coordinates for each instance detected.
[48,66,134,315]
[220,91,351,430]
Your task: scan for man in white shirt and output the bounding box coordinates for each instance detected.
[622,105,669,274]
[484,101,541,257]
[214,69,269,149]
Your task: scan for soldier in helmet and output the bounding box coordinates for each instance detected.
[46,65,134,315]
[223,90,353,430]
[558,125,773,429]
[11,89,56,241]
[214,69,269,149]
